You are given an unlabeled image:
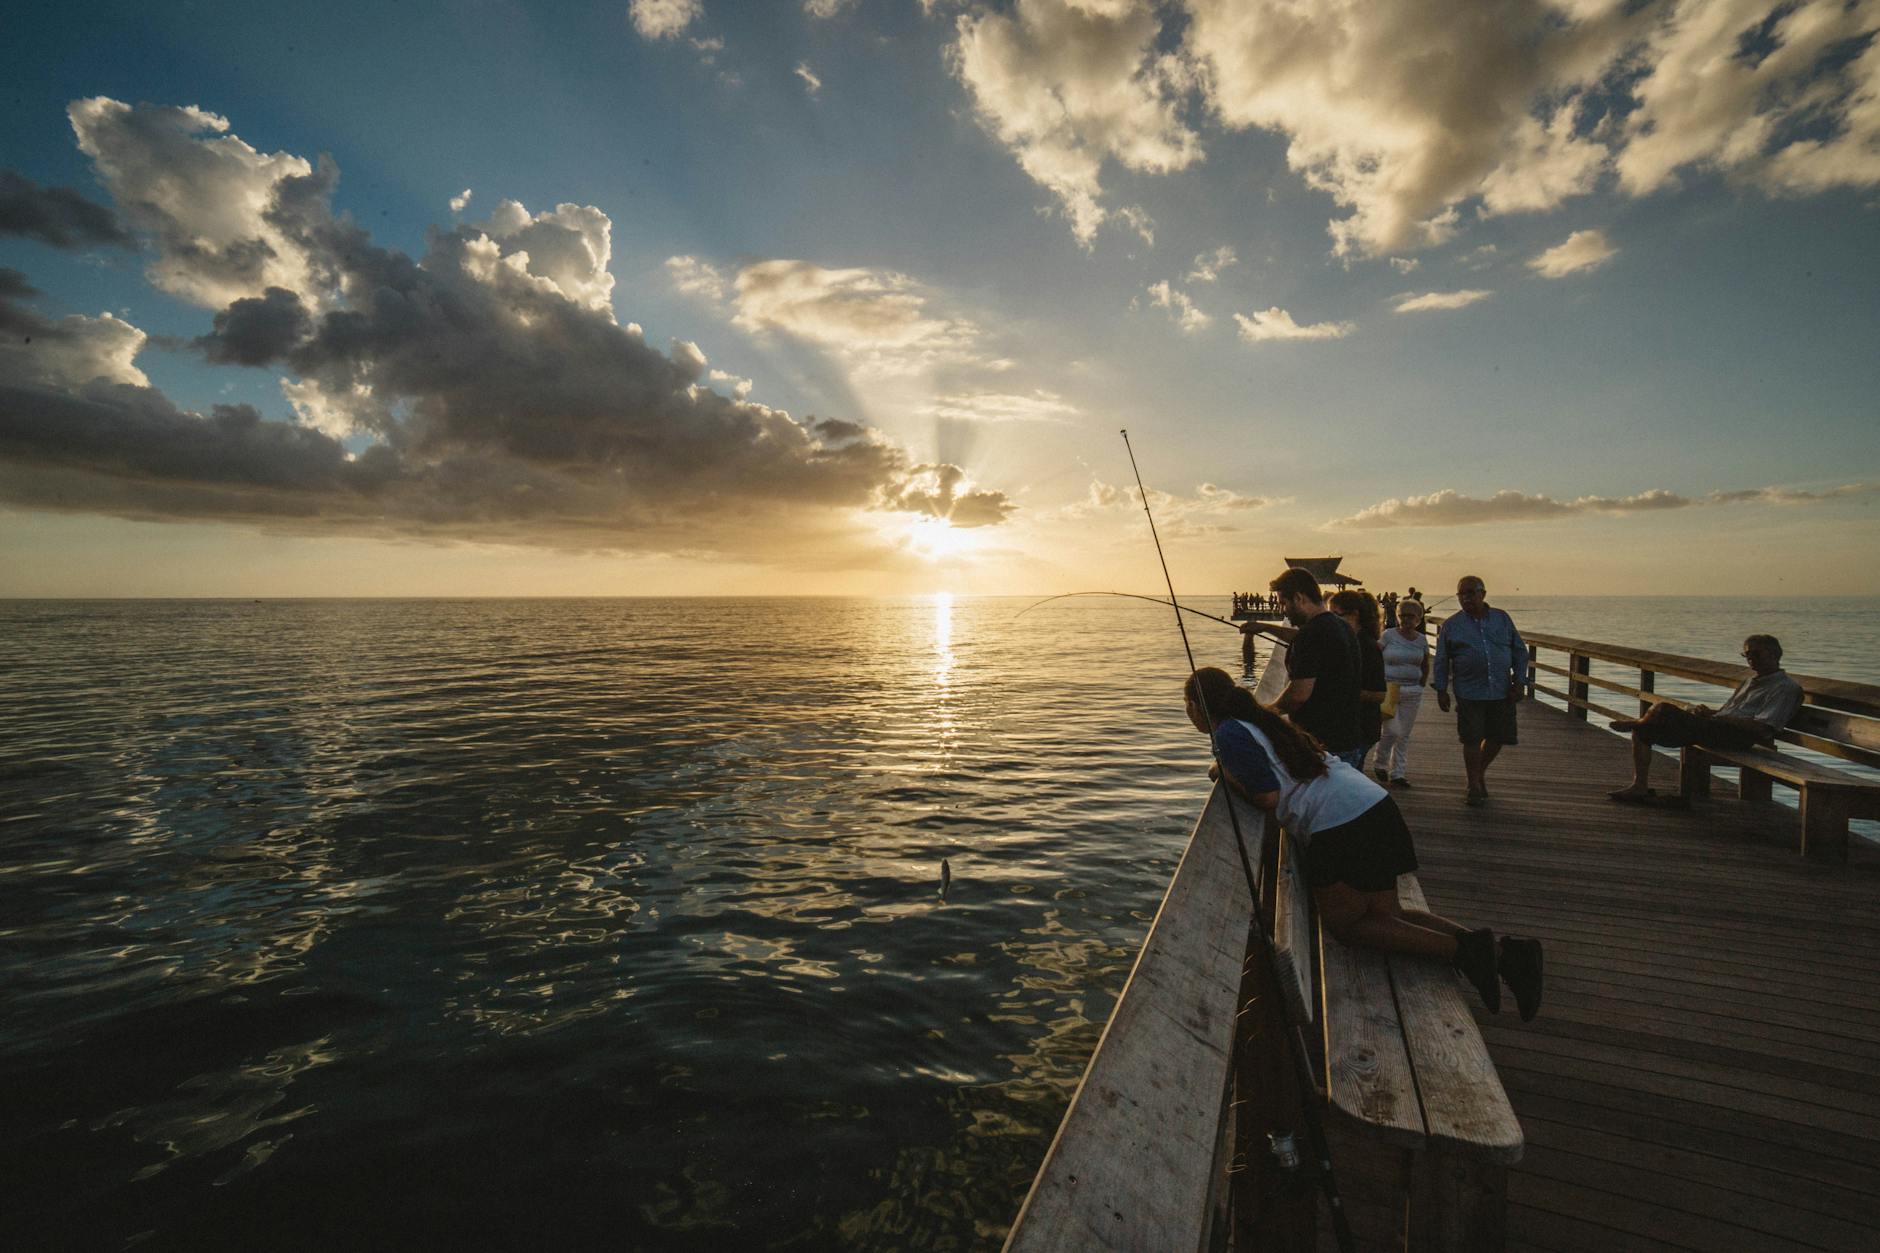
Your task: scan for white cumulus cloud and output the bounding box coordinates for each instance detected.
[1145,280,1211,332]
[1234,306,1353,342]
[1530,228,1617,277]
[1186,245,1238,282]
[795,62,823,96]
[449,188,472,213]
[628,0,702,40]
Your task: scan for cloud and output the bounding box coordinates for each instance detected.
[665,254,729,301]
[1619,1,1880,198]
[1389,257,1420,274]
[731,258,981,376]
[0,99,1015,566]
[948,0,1203,246]
[1145,280,1210,332]
[1392,289,1493,313]
[878,462,1014,527]
[1116,205,1155,245]
[794,62,823,96]
[1529,227,1617,277]
[1233,306,1353,342]
[1186,245,1237,282]
[805,0,858,16]
[943,2,1880,254]
[1183,0,1624,256]
[449,188,472,213]
[0,169,134,249]
[708,368,752,398]
[0,275,149,388]
[69,98,327,308]
[919,388,1078,423]
[628,0,702,40]
[1326,482,1880,528]
[1069,475,1274,536]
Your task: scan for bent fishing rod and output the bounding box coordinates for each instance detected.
[1014,590,1242,628]
[1120,429,1354,1253]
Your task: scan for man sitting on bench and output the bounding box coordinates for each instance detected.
[1607,634,1804,803]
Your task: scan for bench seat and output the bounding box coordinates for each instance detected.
[1273,833,1522,1250]
[1679,743,1880,861]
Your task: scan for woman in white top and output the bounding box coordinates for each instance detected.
[1375,599,1430,786]
[1182,666,1542,1018]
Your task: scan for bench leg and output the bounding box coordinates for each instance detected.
[1800,788,1851,863]
[1679,749,1711,799]
[1408,1149,1506,1252]
[1737,768,1773,803]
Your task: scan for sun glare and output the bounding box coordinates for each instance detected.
[902,516,979,563]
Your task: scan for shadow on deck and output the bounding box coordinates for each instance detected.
[1397,699,1880,1252]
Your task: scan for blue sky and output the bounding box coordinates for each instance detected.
[2,0,1877,596]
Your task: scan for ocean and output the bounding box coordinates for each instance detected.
[3,595,1875,1250]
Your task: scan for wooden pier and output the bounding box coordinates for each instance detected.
[1005,695,1880,1251]
[1397,697,1880,1251]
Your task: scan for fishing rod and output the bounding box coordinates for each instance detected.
[1120,429,1355,1253]
[1014,590,1241,629]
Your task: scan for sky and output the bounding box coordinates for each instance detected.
[2,0,1877,598]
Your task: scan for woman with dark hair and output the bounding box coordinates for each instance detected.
[1181,666,1543,1020]
[1329,590,1387,775]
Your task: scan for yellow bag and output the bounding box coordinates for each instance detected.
[1380,683,1401,719]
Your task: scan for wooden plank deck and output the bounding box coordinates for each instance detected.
[1393,698,1880,1252]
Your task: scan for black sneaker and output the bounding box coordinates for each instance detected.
[1374,768,1389,783]
[1499,936,1544,1022]
[1453,928,1501,1013]
[1392,777,1412,788]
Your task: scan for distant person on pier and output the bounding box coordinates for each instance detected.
[1381,590,1399,629]
[1376,599,1430,787]
[1182,666,1544,1020]
[1432,575,1527,807]
[1245,567,1364,768]
[1607,635,1804,803]
[1329,590,1387,775]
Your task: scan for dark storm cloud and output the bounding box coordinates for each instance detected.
[0,268,42,299]
[0,170,135,249]
[196,286,314,366]
[0,99,1016,562]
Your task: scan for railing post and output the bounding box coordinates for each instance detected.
[1639,668,1654,718]
[1526,644,1538,699]
[1569,653,1590,720]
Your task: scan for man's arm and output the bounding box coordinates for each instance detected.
[1506,614,1527,703]
[1431,619,1453,712]
[1274,677,1314,714]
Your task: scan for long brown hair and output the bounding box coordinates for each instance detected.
[1329,589,1381,641]
[1183,666,1329,781]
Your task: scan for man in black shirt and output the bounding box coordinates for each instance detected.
[1266,566,1363,762]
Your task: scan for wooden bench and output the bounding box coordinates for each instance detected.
[1273,830,1524,1251]
[1679,738,1880,861]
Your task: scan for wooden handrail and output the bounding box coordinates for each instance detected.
[1003,788,1271,1252]
[1521,630,1880,717]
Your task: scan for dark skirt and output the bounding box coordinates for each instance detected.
[1305,796,1420,893]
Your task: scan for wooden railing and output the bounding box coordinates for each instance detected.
[1519,631,1880,772]
[1003,787,1273,1252]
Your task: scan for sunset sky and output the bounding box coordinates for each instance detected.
[3,0,1877,597]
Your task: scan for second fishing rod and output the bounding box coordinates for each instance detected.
[1120,428,1355,1253]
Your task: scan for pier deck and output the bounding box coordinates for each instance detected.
[1396,698,1880,1251]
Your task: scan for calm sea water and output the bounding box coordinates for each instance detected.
[3,595,1875,1250]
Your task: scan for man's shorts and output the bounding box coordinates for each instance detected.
[1456,697,1518,745]
[1636,705,1768,750]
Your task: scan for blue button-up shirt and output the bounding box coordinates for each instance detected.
[1433,607,1527,701]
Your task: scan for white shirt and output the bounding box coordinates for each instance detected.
[1228,718,1387,843]
[1381,627,1427,685]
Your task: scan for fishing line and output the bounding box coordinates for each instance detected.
[1119,429,1355,1253]
[1013,590,1242,628]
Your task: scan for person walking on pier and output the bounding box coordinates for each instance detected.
[1250,567,1365,769]
[1376,598,1430,786]
[1607,634,1804,803]
[1432,575,1527,807]
[1182,666,1544,1020]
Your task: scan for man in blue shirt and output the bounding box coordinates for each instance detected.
[1432,575,1527,807]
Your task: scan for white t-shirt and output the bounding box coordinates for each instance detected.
[1227,718,1387,843]
[1381,628,1428,685]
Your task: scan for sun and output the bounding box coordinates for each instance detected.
[902,515,979,562]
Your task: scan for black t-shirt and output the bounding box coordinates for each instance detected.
[1285,610,1361,752]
